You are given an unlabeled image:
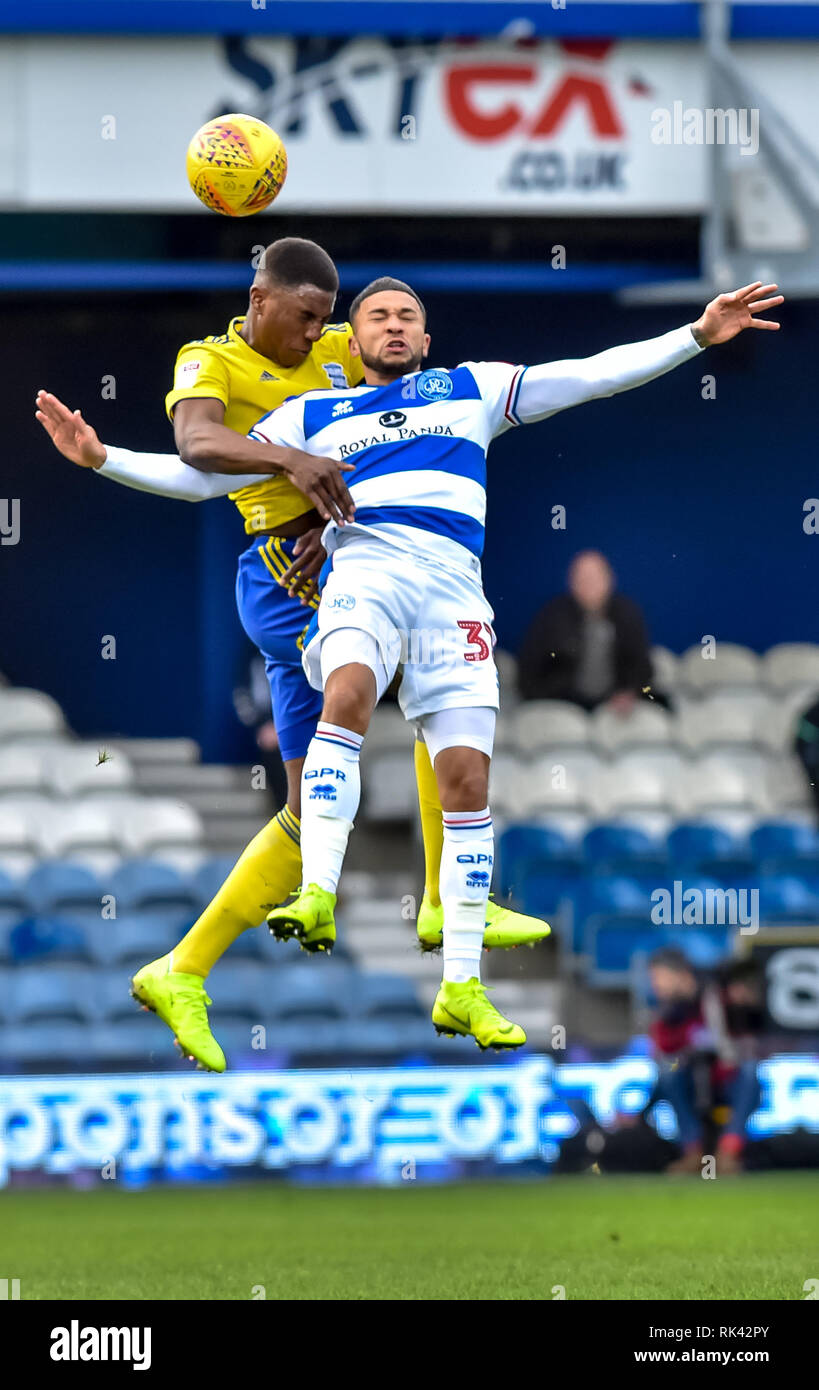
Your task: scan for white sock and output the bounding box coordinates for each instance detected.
[440,807,493,984]
[300,722,363,893]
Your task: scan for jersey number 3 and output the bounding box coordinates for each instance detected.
[458,620,494,662]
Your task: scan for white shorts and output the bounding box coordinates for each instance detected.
[302,534,500,722]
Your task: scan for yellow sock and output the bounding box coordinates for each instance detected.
[414,737,443,908]
[171,807,302,977]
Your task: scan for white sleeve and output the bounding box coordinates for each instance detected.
[97,445,265,501]
[465,325,704,437]
[247,395,308,449]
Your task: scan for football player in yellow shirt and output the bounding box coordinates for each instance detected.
[36,238,549,1072]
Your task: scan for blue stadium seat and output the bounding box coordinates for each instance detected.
[750,821,819,872]
[350,972,425,1021]
[570,875,659,955]
[89,1015,178,1061]
[25,862,101,913]
[99,967,140,1021]
[205,961,264,1021]
[1,1021,94,1062]
[757,875,819,924]
[667,822,751,877]
[87,909,193,968]
[193,855,239,908]
[334,1017,435,1056]
[498,823,580,895]
[0,965,10,1019]
[583,824,667,874]
[9,914,91,964]
[519,870,580,924]
[109,859,198,911]
[586,916,732,985]
[263,962,354,1022]
[0,868,27,929]
[262,1019,348,1057]
[9,965,95,1023]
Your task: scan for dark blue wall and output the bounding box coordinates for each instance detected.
[2,292,814,759]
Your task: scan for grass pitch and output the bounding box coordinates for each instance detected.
[2,1174,815,1300]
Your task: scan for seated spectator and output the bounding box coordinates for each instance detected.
[517,549,667,710]
[646,948,766,1175]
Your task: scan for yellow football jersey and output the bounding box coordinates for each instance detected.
[165,316,364,533]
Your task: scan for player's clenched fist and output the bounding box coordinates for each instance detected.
[35,390,107,469]
[691,282,784,348]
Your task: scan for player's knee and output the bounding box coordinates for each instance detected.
[322,666,375,735]
[436,752,489,811]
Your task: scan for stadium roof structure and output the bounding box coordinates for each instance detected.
[4,0,819,42]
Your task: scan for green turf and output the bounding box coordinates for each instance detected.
[1,1174,816,1300]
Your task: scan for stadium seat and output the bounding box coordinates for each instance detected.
[360,749,416,820]
[0,965,10,1017]
[0,867,27,931]
[9,914,91,964]
[47,744,135,798]
[206,960,267,1020]
[193,855,238,907]
[0,689,66,741]
[765,755,813,815]
[46,799,122,869]
[686,752,770,816]
[1,1021,94,1063]
[25,861,102,912]
[350,972,425,1021]
[88,908,193,968]
[498,823,580,895]
[526,751,603,816]
[586,916,732,986]
[118,798,204,857]
[495,648,520,707]
[678,643,761,695]
[361,705,413,753]
[676,693,769,753]
[0,745,47,794]
[590,702,673,754]
[750,820,819,871]
[757,875,819,924]
[650,646,680,696]
[263,962,354,1022]
[513,701,590,753]
[582,823,667,875]
[87,1016,176,1061]
[666,822,751,876]
[762,643,819,693]
[109,859,197,911]
[9,964,95,1023]
[602,750,688,817]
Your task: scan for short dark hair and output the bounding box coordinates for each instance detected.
[260,238,338,294]
[648,948,693,973]
[349,276,426,324]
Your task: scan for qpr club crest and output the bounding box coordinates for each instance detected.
[416,369,453,402]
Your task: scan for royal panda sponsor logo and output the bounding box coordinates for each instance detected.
[338,423,454,458]
[50,1321,151,1370]
[378,411,407,427]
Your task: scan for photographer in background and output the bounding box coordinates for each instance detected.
[647,949,766,1175]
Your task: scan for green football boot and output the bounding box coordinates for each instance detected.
[416,893,551,952]
[266,883,337,953]
[431,977,526,1051]
[130,953,226,1073]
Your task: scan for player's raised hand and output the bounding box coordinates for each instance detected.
[35,390,106,469]
[281,447,356,525]
[279,525,326,606]
[691,283,784,347]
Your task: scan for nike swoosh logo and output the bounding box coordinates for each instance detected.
[441,1005,470,1028]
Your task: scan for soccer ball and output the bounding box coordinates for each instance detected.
[186,114,287,217]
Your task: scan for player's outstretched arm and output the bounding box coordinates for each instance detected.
[509,282,783,425]
[35,390,257,501]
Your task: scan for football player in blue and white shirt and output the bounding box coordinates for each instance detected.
[37,275,782,1049]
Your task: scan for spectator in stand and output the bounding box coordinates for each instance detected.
[646,948,766,1175]
[517,550,667,710]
